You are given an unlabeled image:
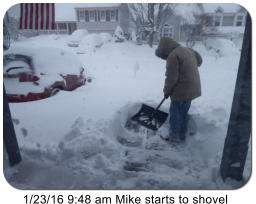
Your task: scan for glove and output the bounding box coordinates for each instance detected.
[164,94,169,99]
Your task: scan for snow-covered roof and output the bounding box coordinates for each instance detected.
[203,3,243,13]
[55,3,121,21]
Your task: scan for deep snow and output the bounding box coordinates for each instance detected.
[3,34,251,189]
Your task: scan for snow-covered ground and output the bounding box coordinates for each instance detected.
[3,34,251,189]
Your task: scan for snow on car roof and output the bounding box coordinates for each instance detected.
[4,45,83,75]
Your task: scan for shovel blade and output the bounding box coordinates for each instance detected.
[126,104,168,131]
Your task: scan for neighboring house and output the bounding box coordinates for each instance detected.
[75,3,130,34]
[177,4,247,42]
[9,3,247,40]
[9,3,130,36]
[200,4,247,38]
[75,4,119,34]
[54,3,130,35]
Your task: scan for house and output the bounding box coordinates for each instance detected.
[203,4,247,27]
[199,4,247,38]
[175,3,247,43]
[8,3,247,41]
[55,3,130,35]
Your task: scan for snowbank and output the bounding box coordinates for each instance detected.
[77,33,110,53]
[4,35,250,190]
[204,38,240,57]
[69,29,88,42]
[99,33,112,43]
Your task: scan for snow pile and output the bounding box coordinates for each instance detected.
[69,29,88,42]
[217,26,245,36]
[77,34,104,53]
[67,29,89,47]
[204,38,240,57]
[4,34,250,190]
[76,33,112,53]
[99,33,112,44]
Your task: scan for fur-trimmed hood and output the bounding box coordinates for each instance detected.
[156,37,203,101]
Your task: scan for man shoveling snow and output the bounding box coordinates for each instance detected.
[155,37,203,143]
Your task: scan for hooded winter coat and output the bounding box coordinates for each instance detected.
[155,37,202,101]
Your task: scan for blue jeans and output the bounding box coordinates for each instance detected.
[169,100,191,137]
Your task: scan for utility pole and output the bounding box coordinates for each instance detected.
[3,85,22,166]
[220,14,251,181]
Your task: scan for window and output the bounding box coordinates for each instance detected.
[161,25,173,38]
[110,10,116,21]
[89,11,95,22]
[222,15,235,26]
[236,15,244,26]
[214,16,221,26]
[4,60,31,76]
[204,15,214,26]
[58,23,67,30]
[100,10,106,21]
[79,10,85,21]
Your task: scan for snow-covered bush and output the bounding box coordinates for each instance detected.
[204,38,240,57]
[113,26,125,42]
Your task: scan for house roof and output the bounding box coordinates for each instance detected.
[55,3,121,21]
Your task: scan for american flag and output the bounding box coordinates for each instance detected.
[19,3,55,30]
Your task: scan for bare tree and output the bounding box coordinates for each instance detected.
[180,4,208,48]
[128,3,176,47]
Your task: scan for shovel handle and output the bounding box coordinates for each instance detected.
[155,97,166,111]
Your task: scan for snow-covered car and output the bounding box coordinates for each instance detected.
[3,46,86,102]
[67,29,88,47]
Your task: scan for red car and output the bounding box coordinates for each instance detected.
[3,46,86,102]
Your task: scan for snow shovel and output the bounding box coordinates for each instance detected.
[125,98,168,131]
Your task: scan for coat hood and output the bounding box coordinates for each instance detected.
[155,37,180,60]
